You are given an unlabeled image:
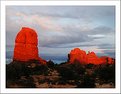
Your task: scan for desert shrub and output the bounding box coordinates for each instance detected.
[57,66,72,80]
[70,62,85,75]
[57,79,67,85]
[16,77,35,88]
[95,64,115,84]
[27,59,40,64]
[86,64,94,69]
[77,74,95,88]
[47,60,55,69]
[57,61,86,81]
[6,62,26,80]
[29,64,48,75]
[6,60,49,80]
[38,80,46,84]
[57,65,80,80]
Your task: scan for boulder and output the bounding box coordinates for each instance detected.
[13,27,46,64]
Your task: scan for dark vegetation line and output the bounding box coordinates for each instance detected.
[6,59,115,88]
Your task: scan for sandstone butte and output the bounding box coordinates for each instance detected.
[13,27,46,64]
[68,48,114,65]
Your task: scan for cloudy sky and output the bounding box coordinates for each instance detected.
[6,6,115,63]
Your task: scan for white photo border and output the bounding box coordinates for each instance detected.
[0,0,120,93]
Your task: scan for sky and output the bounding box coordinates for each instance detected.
[6,6,115,63]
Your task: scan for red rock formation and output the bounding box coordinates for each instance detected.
[68,48,114,65]
[87,51,99,65]
[100,56,114,64]
[13,27,46,64]
[68,48,87,64]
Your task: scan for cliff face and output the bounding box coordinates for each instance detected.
[13,27,46,64]
[68,48,114,65]
[68,48,87,64]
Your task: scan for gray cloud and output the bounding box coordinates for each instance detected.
[6,6,115,58]
[100,50,115,58]
[12,6,115,19]
[104,50,115,58]
[90,26,114,35]
[39,31,92,47]
[97,44,115,49]
[38,26,114,48]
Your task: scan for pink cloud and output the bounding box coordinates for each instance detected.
[16,12,62,31]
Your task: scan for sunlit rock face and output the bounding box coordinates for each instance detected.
[87,51,100,64]
[68,48,114,65]
[100,56,114,64]
[13,27,46,64]
[68,48,87,64]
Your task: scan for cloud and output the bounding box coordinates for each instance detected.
[16,6,114,19]
[90,26,114,34]
[6,6,115,58]
[103,50,115,58]
[39,34,92,47]
[15,12,62,31]
[97,44,115,49]
[38,25,114,48]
